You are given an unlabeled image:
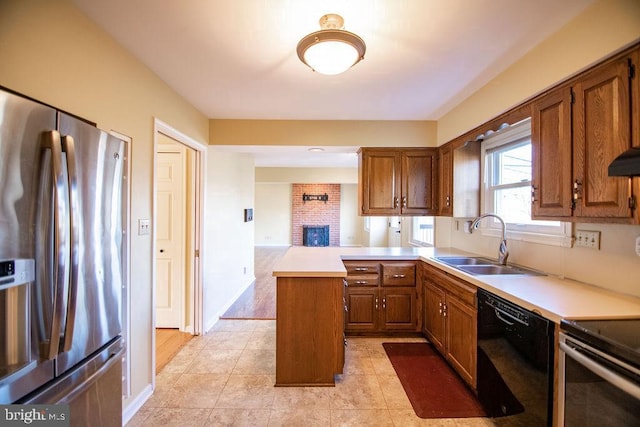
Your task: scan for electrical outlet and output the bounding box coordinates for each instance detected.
[138,219,150,235]
[575,230,600,249]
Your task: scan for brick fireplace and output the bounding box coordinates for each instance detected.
[292,184,340,246]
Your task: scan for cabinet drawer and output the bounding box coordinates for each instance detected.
[382,262,416,286]
[345,275,379,287]
[344,261,380,275]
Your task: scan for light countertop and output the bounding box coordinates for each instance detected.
[272,246,640,324]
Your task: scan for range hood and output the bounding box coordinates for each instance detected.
[608,147,640,176]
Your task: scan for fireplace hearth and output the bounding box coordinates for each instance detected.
[303,225,330,247]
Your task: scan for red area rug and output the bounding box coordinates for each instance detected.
[383,342,487,419]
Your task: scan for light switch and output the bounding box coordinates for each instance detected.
[575,230,600,249]
[138,219,150,235]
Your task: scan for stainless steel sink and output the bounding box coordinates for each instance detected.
[457,264,544,276]
[434,256,497,266]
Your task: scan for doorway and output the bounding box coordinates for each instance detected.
[152,119,206,374]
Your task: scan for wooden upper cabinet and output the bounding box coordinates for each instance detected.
[573,57,633,220]
[358,148,437,216]
[359,149,400,215]
[531,85,573,218]
[437,139,480,218]
[531,50,638,223]
[402,150,438,215]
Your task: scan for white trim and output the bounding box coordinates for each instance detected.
[478,224,574,247]
[479,118,572,247]
[151,118,207,393]
[109,130,132,399]
[122,384,153,425]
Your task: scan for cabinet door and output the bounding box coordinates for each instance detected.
[438,144,453,216]
[573,58,633,220]
[381,287,417,331]
[344,287,378,332]
[401,150,438,215]
[445,294,477,388]
[423,281,446,353]
[359,150,400,215]
[531,86,573,218]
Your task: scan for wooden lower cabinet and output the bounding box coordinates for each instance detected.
[422,263,478,388]
[344,286,417,332]
[344,287,378,332]
[275,276,344,386]
[344,260,419,334]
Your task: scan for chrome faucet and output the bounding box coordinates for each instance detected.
[470,213,509,265]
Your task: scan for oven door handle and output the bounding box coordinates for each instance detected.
[560,341,640,400]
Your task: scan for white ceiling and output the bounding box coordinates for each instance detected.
[73,0,593,166]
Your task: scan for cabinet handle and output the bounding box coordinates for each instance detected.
[442,303,447,317]
[375,297,379,310]
[343,279,348,287]
[392,274,406,278]
[402,196,407,208]
[354,267,368,271]
[394,197,399,208]
[382,297,386,309]
[446,195,451,207]
[344,305,348,313]
[355,280,368,285]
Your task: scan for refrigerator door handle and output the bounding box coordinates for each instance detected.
[40,131,69,360]
[60,135,79,352]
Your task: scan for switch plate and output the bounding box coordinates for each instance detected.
[138,219,150,235]
[575,229,600,249]
[636,236,640,256]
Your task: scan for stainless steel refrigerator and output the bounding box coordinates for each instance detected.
[0,87,126,426]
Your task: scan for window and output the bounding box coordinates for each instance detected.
[410,216,434,246]
[481,118,572,246]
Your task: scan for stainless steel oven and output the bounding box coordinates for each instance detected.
[559,319,640,426]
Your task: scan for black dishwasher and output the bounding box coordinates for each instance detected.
[477,289,555,426]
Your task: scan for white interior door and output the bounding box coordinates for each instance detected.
[388,216,401,247]
[156,144,186,328]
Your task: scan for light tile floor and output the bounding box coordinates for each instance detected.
[127,319,497,426]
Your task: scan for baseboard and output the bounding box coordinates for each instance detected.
[204,275,256,333]
[122,383,153,425]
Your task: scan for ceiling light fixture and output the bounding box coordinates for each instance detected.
[297,14,366,75]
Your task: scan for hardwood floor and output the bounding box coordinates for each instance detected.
[220,246,289,320]
[155,328,192,374]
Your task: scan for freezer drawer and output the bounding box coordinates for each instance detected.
[20,337,124,427]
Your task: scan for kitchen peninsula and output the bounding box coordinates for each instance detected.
[272,246,640,386]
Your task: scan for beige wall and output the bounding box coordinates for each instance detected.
[255,183,293,246]
[204,150,256,327]
[340,184,364,246]
[254,170,363,246]
[437,0,640,144]
[211,119,438,147]
[436,0,640,298]
[0,0,209,417]
[256,167,358,183]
